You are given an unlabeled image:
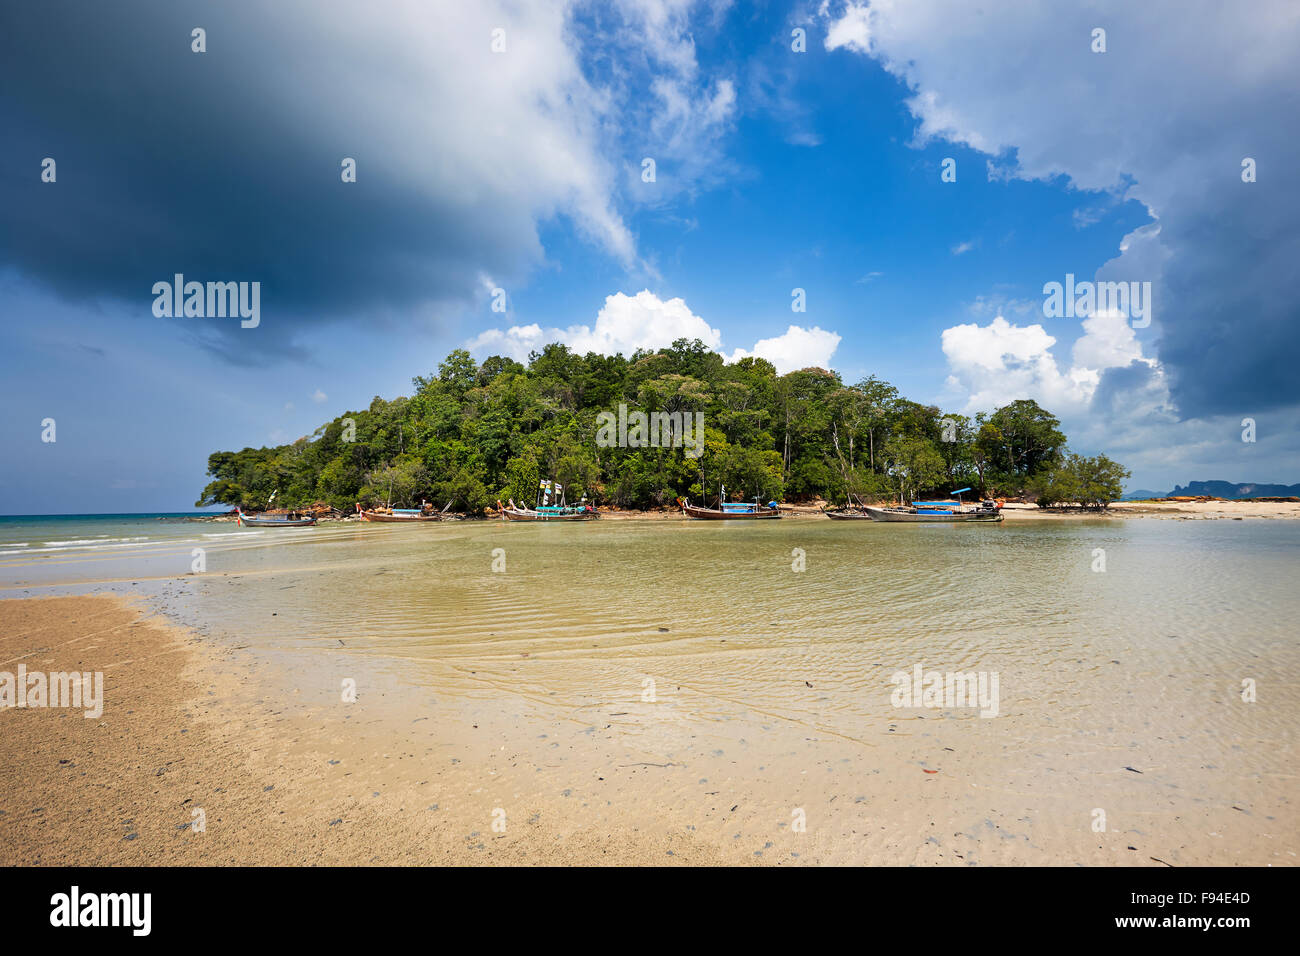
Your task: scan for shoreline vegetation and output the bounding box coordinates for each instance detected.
[195,341,1132,515]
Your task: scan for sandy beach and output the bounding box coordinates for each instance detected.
[0,596,738,865]
[3,569,1294,866]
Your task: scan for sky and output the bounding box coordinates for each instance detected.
[2,0,1298,512]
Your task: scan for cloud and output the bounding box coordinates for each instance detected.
[0,1,739,360]
[468,290,720,360]
[822,2,872,54]
[940,311,1158,416]
[596,1,741,203]
[311,390,328,404]
[726,326,842,374]
[950,240,975,256]
[468,289,841,374]
[823,0,1300,420]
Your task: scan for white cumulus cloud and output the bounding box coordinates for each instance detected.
[823,1,873,54]
[726,325,842,375]
[468,290,841,374]
[940,312,1157,416]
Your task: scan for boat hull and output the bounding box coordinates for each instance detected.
[824,510,873,520]
[359,511,441,522]
[679,499,782,519]
[497,500,598,521]
[865,507,1003,523]
[499,509,598,521]
[238,515,317,527]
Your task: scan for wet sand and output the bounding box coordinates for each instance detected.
[3,590,1293,866]
[0,596,724,865]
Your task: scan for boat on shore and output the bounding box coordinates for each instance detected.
[864,488,1004,522]
[822,495,875,519]
[823,506,874,520]
[678,497,782,520]
[355,501,447,522]
[864,506,1003,522]
[497,479,598,521]
[235,507,317,528]
[497,499,599,521]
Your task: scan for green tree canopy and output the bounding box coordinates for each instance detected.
[196,346,1117,512]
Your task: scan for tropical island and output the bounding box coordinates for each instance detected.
[196,339,1129,513]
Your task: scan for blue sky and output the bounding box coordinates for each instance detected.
[2,0,1297,512]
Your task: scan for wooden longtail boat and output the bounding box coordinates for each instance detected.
[496,499,599,521]
[235,507,317,528]
[678,497,782,520]
[823,506,874,520]
[864,486,1004,522]
[864,506,1003,522]
[822,495,875,519]
[355,502,444,522]
[497,479,597,521]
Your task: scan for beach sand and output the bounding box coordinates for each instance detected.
[3,591,1292,867]
[0,596,726,865]
[1007,500,1300,520]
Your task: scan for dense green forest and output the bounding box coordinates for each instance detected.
[196,339,1128,511]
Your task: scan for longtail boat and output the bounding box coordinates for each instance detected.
[496,498,599,521]
[497,479,598,521]
[864,506,1003,522]
[235,507,317,528]
[823,506,874,520]
[822,495,874,519]
[864,487,1004,522]
[678,497,782,520]
[355,502,446,522]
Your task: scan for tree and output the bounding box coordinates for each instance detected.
[196,347,1115,515]
[1032,452,1130,510]
[361,458,429,507]
[883,434,947,503]
[979,399,1066,491]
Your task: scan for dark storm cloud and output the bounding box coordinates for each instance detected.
[0,1,625,360]
[1152,178,1300,419]
[1089,360,1158,419]
[846,1,1300,423]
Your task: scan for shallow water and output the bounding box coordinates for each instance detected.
[3,514,1297,863]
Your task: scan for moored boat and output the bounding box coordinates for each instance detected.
[497,500,599,521]
[864,488,1004,522]
[823,506,874,520]
[678,496,782,519]
[355,502,445,522]
[235,507,317,528]
[822,495,875,519]
[864,506,1003,522]
[496,479,598,521]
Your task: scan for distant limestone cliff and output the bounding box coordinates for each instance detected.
[1166,480,1300,499]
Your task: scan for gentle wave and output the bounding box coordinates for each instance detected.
[42,536,152,546]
